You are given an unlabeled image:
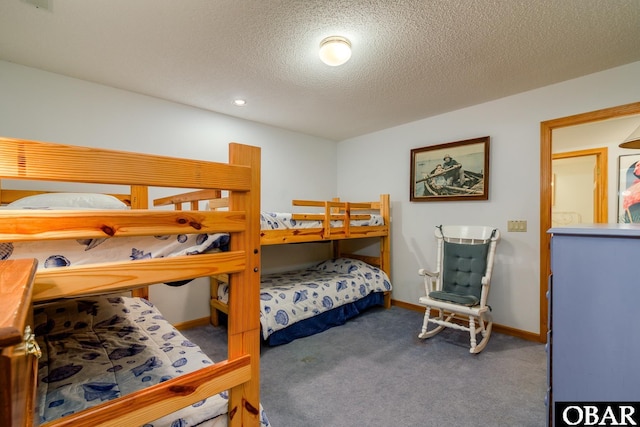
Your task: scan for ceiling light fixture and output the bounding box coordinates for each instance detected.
[619,124,640,149]
[233,99,246,106]
[319,36,352,66]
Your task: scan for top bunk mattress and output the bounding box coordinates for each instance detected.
[0,192,229,269]
[260,212,384,230]
[0,232,229,269]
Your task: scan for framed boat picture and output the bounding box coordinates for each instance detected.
[410,136,490,202]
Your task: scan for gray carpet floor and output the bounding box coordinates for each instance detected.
[183,306,547,427]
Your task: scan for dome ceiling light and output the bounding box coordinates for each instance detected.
[319,36,352,66]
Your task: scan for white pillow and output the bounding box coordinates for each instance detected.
[310,257,372,274]
[6,193,128,210]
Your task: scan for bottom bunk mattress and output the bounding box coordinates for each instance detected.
[33,296,269,427]
[217,258,392,345]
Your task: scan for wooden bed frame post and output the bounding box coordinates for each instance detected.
[129,185,150,300]
[380,193,391,278]
[227,143,261,427]
[379,194,391,308]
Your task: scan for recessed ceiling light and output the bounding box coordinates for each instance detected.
[233,99,246,106]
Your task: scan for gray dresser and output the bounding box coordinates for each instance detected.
[548,225,640,425]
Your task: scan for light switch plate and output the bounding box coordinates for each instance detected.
[507,220,527,232]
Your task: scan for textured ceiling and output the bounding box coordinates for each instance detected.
[1,0,639,141]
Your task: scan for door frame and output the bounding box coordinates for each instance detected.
[539,101,640,341]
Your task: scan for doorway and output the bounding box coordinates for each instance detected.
[539,101,640,341]
[552,147,608,225]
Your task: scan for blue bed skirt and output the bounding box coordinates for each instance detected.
[265,291,386,346]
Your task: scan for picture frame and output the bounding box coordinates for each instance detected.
[410,136,490,202]
[617,154,640,223]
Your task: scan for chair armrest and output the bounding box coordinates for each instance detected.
[418,269,439,293]
[418,268,438,278]
[479,276,491,307]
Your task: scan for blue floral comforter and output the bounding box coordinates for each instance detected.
[34,296,270,426]
[217,258,392,340]
[0,233,229,268]
[260,212,384,229]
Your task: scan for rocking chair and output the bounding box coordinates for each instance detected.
[417,225,500,354]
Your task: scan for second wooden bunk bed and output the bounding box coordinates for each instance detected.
[185,194,393,345]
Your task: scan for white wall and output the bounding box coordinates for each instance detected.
[4,58,640,333]
[0,60,337,324]
[552,156,595,224]
[337,61,640,334]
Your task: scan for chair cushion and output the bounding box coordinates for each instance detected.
[441,240,490,302]
[428,290,479,306]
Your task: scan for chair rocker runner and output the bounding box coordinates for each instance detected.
[417,225,500,354]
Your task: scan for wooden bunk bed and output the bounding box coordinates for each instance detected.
[192,194,392,345]
[0,136,264,427]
